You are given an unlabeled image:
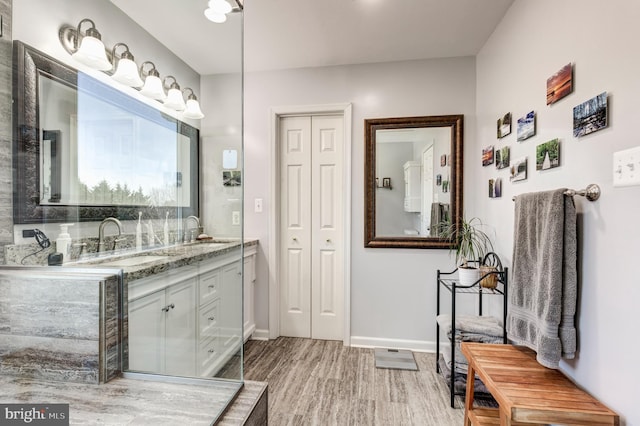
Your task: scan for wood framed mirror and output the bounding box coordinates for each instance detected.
[365,115,463,248]
[12,41,199,224]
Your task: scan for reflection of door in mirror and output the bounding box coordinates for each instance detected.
[421,145,433,236]
[375,127,451,237]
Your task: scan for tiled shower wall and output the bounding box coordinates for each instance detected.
[0,0,12,265]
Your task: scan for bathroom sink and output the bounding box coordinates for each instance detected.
[99,255,172,267]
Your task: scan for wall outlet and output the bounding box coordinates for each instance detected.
[613,146,640,187]
[232,211,240,225]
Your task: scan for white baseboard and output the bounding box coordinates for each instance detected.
[243,324,256,342]
[250,329,270,341]
[350,336,438,353]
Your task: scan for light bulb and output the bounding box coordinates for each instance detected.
[72,36,111,71]
[112,58,143,87]
[140,75,166,101]
[204,8,228,23]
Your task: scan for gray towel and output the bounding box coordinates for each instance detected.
[508,189,577,369]
[436,314,504,340]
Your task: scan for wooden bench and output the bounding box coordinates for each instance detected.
[460,343,619,426]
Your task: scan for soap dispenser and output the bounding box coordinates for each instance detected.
[164,212,170,246]
[56,223,74,263]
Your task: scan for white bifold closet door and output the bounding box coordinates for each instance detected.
[279,115,344,340]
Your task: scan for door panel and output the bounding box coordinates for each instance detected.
[311,115,344,340]
[279,114,344,340]
[165,278,196,376]
[280,116,312,338]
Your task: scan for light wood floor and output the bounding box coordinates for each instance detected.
[243,337,464,425]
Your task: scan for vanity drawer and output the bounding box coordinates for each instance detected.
[199,299,220,338]
[197,335,220,376]
[198,269,221,306]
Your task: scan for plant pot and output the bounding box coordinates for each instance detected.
[458,267,480,286]
[479,265,498,289]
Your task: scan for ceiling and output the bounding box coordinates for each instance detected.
[112,0,514,75]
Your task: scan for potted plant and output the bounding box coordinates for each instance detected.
[442,217,495,287]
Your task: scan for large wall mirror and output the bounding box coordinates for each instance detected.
[13,41,199,224]
[365,115,463,248]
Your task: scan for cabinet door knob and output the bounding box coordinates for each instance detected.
[208,285,216,289]
[208,349,215,353]
[169,303,175,309]
[208,316,215,321]
[326,238,332,243]
[292,237,298,242]
[161,305,170,312]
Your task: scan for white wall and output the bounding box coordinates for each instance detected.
[243,57,476,346]
[474,1,640,423]
[200,73,243,238]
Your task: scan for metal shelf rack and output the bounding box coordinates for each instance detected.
[435,257,508,408]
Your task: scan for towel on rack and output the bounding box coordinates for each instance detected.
[507,188,577,369]
[436,314,504,342]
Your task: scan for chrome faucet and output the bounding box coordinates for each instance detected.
[184,215,201,242]
[98,217,123,252]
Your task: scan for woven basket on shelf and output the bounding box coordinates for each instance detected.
[479,265,498,289]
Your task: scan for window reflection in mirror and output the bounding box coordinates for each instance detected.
[38,74,192,208]
[365,115,463,249]
[13,41,199,224]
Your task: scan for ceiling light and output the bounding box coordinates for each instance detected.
[163,76,186,111]
[204,8,227,23]
[182,88,205,119]
[209,0,232,14]
[70,19,112,71]
[111,43,143,88]
[139,62,166,101]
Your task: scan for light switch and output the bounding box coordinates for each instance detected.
[613,146,640,187]
[254,198,263,213]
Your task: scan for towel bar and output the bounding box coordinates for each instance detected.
[512,183,600,202]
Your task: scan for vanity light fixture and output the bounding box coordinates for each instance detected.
[111,43,143,88]
[182,88,205,119]
[59,18,207,120]
[139,61,167,101]
[69,19,112,71]
[163,76,186,111]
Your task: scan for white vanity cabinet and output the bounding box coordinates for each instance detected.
[128,267,198,376]
[243,252,256,341]
[403,161,421,212]
[128,244,257,378]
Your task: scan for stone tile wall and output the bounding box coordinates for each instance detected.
[0,0,13,265]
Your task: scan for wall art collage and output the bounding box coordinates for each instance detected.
[483,62,609,198]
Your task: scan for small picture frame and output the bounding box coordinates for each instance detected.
[497,112,512,138]
[510,157,528,182]
[223,170,242,186]
[482,145,495,166]
[382,177,391,188]
[496,146,510,169]
[536,139,560,170]
[517,111,536,141]
[436,174,442,186]
[440,154,447,167]
[573,92,608,138]
[547,63,573,105]
[489,178,502,198]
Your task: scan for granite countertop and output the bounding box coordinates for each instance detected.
[0,374,242,425]
[66,239,257,281]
